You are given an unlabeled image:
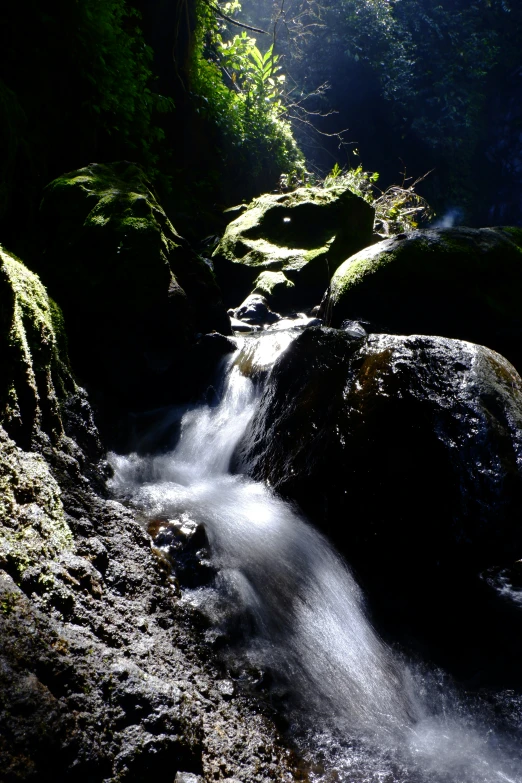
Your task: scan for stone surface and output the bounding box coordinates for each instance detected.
[252,270,295,310]
[0,244,298,782]
[328,226,522,373]
[213,184,375,310]
[0,245,74,449]
[36,162,231,412]
[234,327,522,681]
[232,294,280,326]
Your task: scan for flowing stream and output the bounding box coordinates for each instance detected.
[110,327,522,783]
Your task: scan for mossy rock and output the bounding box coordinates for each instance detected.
[37,162,230,409]
[0,247,76,581]
[0,426,73,581]
[0,245,74,450]
[251,270,295,310]
[213,184,375,310]
[329,226,522,371]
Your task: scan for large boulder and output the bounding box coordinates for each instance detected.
[328,226,522,372]
[0,242,100,584]
[37,162,231,411]
[235,327,522,680]
[213,184,375,311]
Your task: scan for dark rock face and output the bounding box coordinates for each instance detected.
[0,247,296,781]
[0,472,296,782]
[235,327,522,680]
[328,226,522,374]
[213,184,375,310]
[36,162,231,411]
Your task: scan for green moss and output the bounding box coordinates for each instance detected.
[0,591,19,615]
[331,242,399,300]
[0,246,74,443]
[304,245,331,264]
[499,226,522,245]
[214,183,374,308]
[120,216,154,232]
[252,271,295,298]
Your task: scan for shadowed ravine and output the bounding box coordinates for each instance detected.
[109,328,522,783]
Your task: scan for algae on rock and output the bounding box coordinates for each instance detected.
[213,184,375,310]
[0,245,74,450]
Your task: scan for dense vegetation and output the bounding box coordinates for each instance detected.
[1,0,521,248]
[235,0,522,223]
[0,0,303,250]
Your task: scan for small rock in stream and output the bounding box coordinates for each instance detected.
[174,773,204,783]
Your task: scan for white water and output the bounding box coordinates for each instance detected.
[109,328,522,783]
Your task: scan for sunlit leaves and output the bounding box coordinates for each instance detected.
[190,1,303,177]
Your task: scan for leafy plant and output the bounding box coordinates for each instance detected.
[190,0,303,183]
[323,161,434,235]
[373,176,435,236]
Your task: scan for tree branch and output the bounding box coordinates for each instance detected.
[202,0,269,35]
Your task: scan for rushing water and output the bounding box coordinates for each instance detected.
[109,326,522,783]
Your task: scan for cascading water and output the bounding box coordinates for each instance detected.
[110,326,522,783]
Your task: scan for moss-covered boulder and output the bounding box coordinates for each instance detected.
[0,244,96,583]
[37,162,231,410]
[329,226,522,371]
[213,184,375,310]
[0,245,74,450]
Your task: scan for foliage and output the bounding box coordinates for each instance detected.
[236,0,522,220]
[219,34,287,110]
[323,161,379,202]
[0,0,172,160]
[0,0,175,246]
[323,161,434,235]
[373,179,435,236]
[190,1,304,183]
[73,0,175,158]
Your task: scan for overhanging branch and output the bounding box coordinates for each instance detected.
[202,0,269,35]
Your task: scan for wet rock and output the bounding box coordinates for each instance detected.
[148,516,215,589]
[175,773,204,783]
[231,294,281,326]
[213,184,374,310]
[328,226,522,373]
[216,680,235,700]
[341,319,367,338]
[230,317,260,333]
[238,327,522,570]
[0,246,298,781]
[235,327,522,682]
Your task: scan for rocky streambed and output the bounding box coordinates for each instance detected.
[2,163,522,782]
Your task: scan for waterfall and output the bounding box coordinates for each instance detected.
[110,328,522,783]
